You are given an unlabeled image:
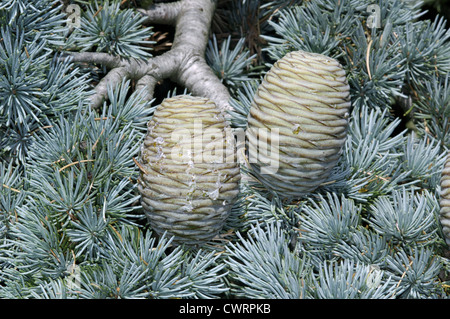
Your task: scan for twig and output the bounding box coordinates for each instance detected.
[94,116,115,121]
[391,259,414,298]
[92,128,105,151]
[93,6,103,18]
[133,157,148,175]
[59,160,95,172]
[366,39,373,80]
[2,184,21,193]
[109,223,123,242]
[362,170,391,182]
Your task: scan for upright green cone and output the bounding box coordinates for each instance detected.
[440,152,450,245]
[246,50,351,198]
[138,95,241,246]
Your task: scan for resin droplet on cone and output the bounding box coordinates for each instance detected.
[246,50,350,198]
[138,95,240,246]
[440,153,450,245]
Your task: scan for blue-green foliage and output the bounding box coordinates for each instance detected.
[226,223,310,298]
[65,0,154,60]
[206,35,257,92]
[0,0,90,163]
[415,73,450,147]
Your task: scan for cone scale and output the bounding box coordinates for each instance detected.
[138,95,240,246]
[245,50,351,198]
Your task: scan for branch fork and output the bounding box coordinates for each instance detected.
[64,0,231,112]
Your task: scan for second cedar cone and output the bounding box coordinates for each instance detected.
[440,152,450,245]
[246,50,350,198]
[138,95,240,246]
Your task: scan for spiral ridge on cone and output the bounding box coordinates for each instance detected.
[440,153,450,245]
[138,95,240,246]
[245,50,350,198]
